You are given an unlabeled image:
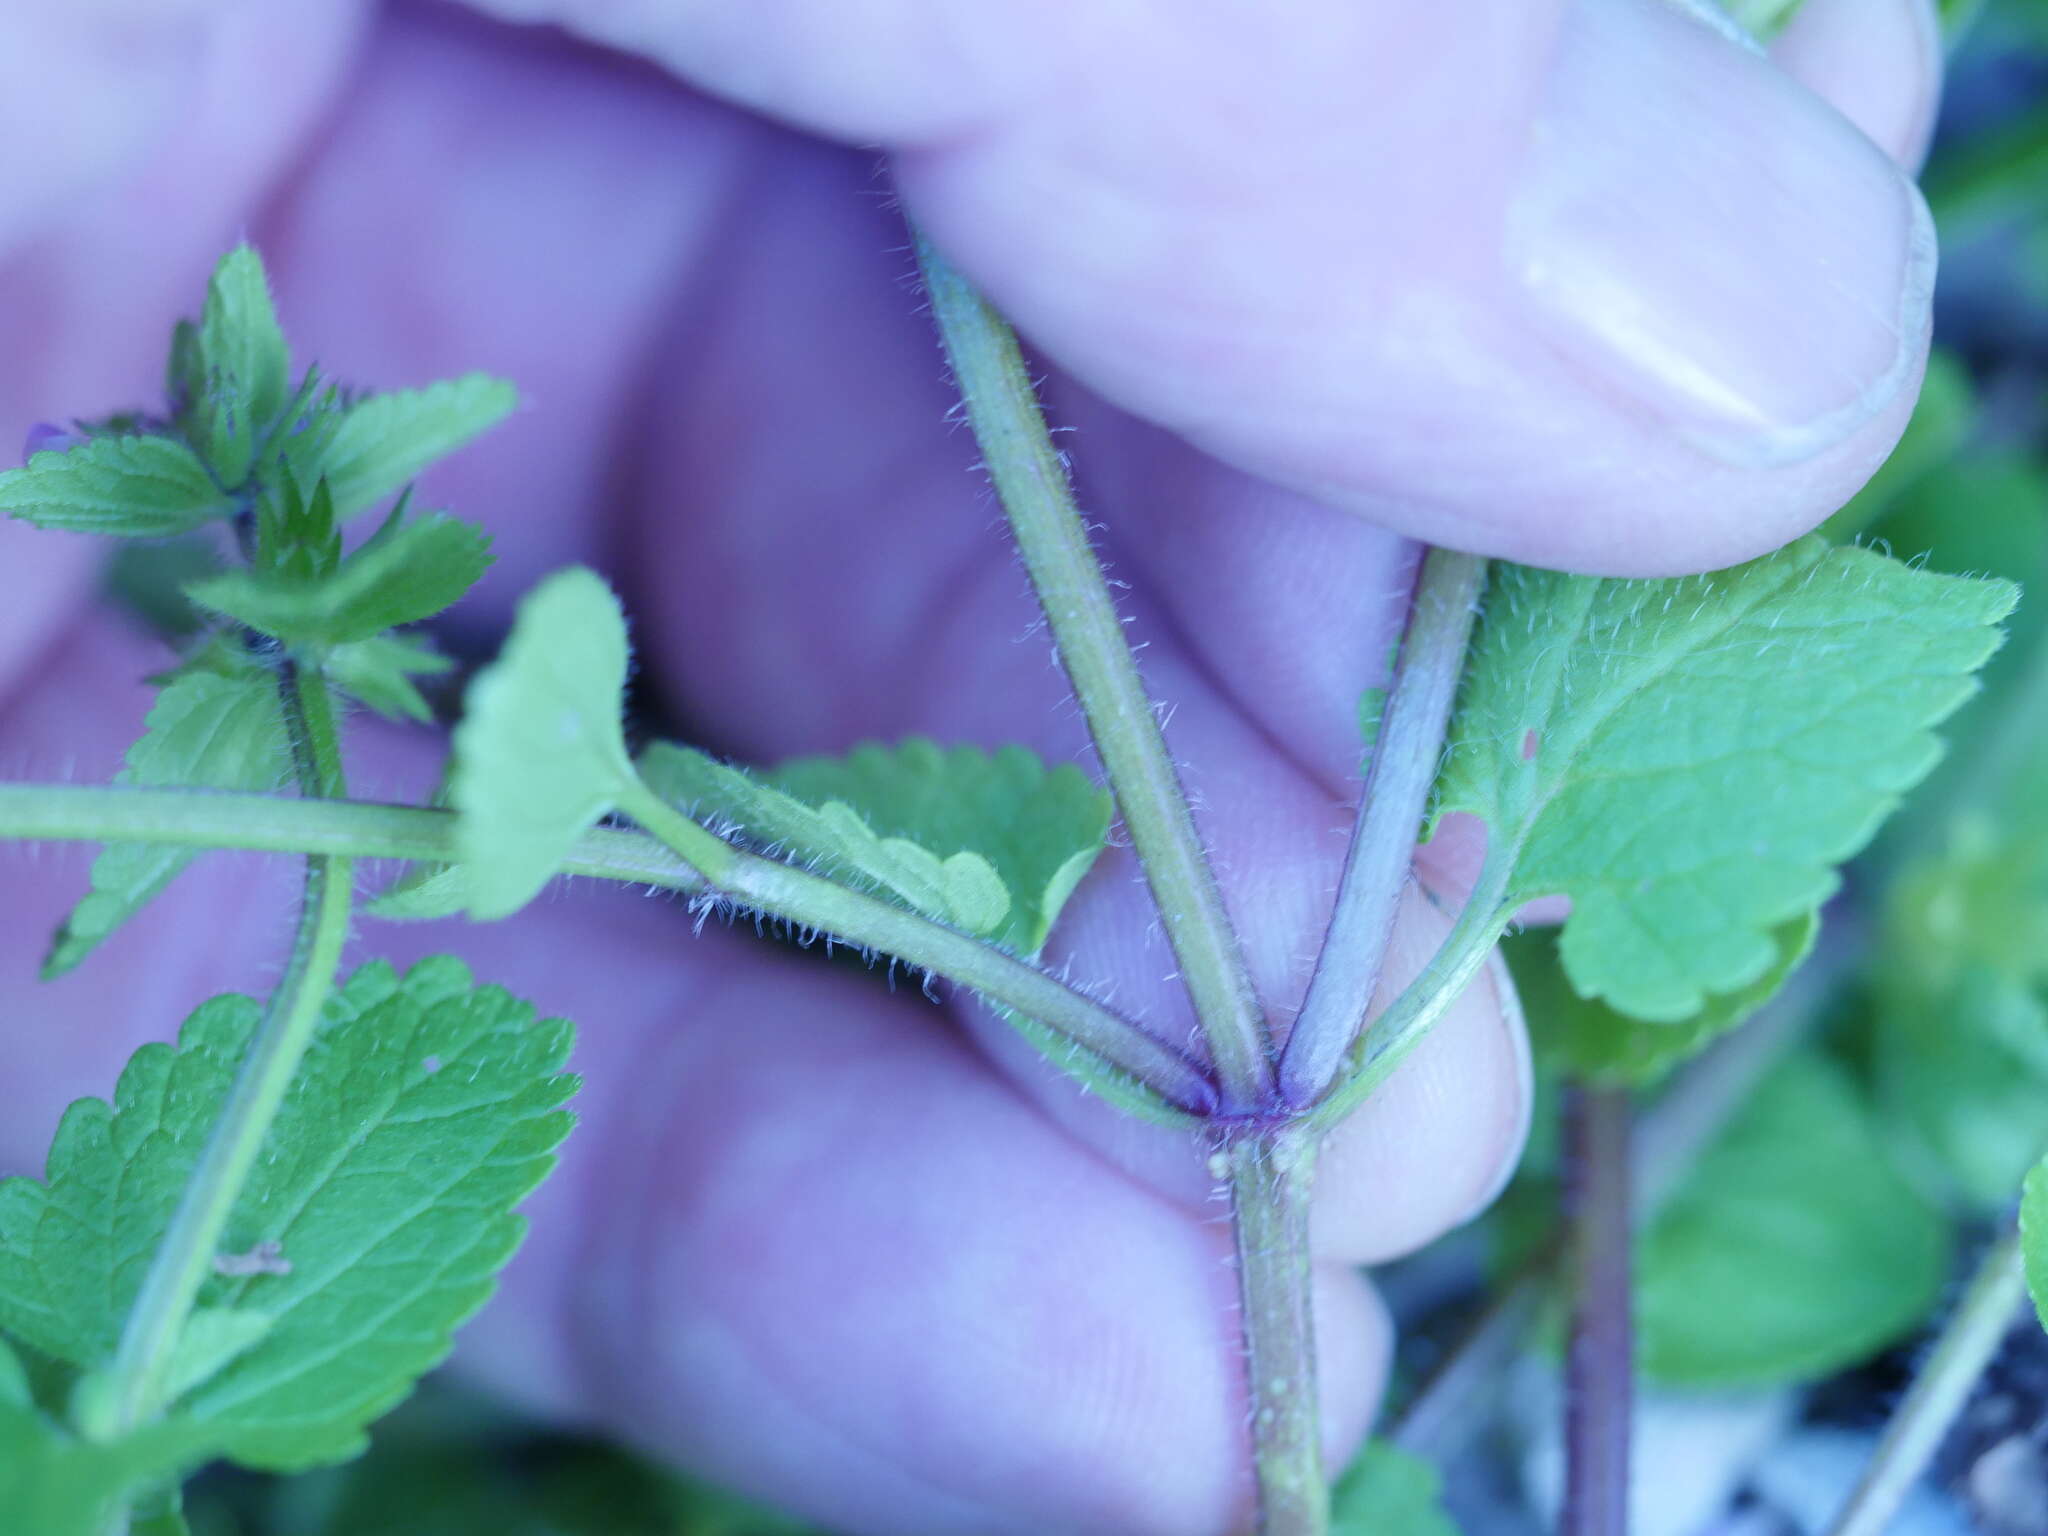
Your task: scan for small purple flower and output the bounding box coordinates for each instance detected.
[21,423,80,461]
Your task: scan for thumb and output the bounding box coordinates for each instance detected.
[457,0,1937,576]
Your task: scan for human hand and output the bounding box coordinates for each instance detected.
[0,1,1941,1531]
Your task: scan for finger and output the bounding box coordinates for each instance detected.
[1771,0,1944,170]
[0,614,1388,1536]
[0,0,368,703]
[224,9,1533,1264]
[393,898,1391,1536]
[460,0,1935,574]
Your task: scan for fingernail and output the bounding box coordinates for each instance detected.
[1507,0,1935,469]
[1660,0,1764,53]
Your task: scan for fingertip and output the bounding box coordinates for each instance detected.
[1313,1264,1394,1471]
[1772,0,1945,171]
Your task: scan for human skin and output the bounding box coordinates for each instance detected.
[0,1,1940,1531]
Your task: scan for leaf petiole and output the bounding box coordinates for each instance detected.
[624,782,1218,1119]
[97,662,353,1438]
[1280,547,1486,1108]
[1307,852,1517,1131]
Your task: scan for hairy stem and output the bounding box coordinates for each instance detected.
[624,785,1221,1118]
[916,235,1272,1111]
[1562,1084,1634,1536]
[1307,857,1515,1131]
[0,782,454,858]
[99,662,353,1436]
[1827,1227,2027,1536]
[1228,1130,1328,1536]
[0,781,685,879]
[0,780,1203,1111]
[1280,547,1486,1107]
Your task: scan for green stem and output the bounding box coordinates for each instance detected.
[621,783,1218,1117]
[1279,548,1486,1107]
[3,772,1195,1108]
[916,236,1272,1112]
[98,662,353,1435]
[0,775,1212,1117]
[1306,856,1515,1131]
[1827,1226,2028,1536]
[1227,1130,1328,1536]
[0,781,691,884]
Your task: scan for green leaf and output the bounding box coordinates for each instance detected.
[327,633,455,724]
[453,567,637,920]
[129,1487,192,1536]
[199,247,292,442]
[1637,1051,1947,1388]
[1434,538,2014,1025]
[0,1395,216,1536]
[319,375,518,518]
[251,468,343,585]
[641,737,1110,957]
[1870,808,2048,1208]
[0,957,576,1473]
[105,535,224,640]
[161,1307,275,1403]
[1330,1440,1460,1536]
[0,433,228,537]
[1876,965,2048,1210]
[191,246,293,486]
[1503,912,1818,1086]
[186,505,492,647]
[45,664,289,978]
[0,1335,27,1409]
[365,864,471,922]
[642,745,1004,940]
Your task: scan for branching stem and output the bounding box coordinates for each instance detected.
[0,778,1214,1118]
[916,235,1272,1112]
[1307,855,1516,1131]
[1280,547,1486,1107]
[624,785,1218,1117]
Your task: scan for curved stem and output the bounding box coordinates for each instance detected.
[1307,859,1515,1131]
[0,780,1203,1112]
[625,784,1218,1118]
[1827,1227,2027,1536]
[1228,1130,1328,1536]
[99,662,353,1435]
[1280,548,1486,1107]
[917,235,1271,1112]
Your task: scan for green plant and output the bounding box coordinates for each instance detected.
[6,17,2048,1521]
